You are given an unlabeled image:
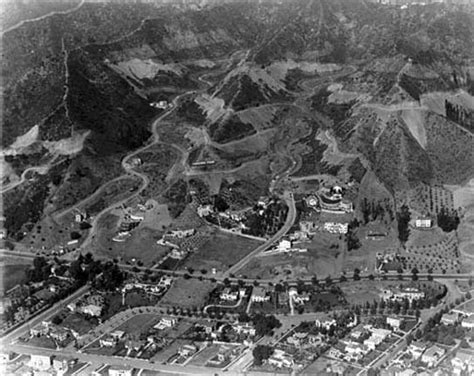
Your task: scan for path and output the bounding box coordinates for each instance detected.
[2,0,85,35]
[224,191,296,277]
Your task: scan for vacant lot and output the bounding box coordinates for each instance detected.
[181,230,262,272]
[240,232,343,280]
[92,212,167,266]
[0,261,31,293]
[114,314,160,336]
[160,278,214,309]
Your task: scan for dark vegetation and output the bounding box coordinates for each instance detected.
[397,204,411,244]
[176,98,207,125]
[243,200,288,237]
[445,100,474,133]
[209,115,256,144]
[163,179,190,218]
[436,208,460,233]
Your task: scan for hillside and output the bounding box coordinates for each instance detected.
[2,0,474,242]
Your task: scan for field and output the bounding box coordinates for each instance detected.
[181,230,263,273]
[0,260,31,293]
[239,232,343,280]
[82,176,142,217]
[114,314,161,335]
[160,278,215,309]
[91,212,168,266]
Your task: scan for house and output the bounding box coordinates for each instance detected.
[421,345,445,368]
[108,365,133,376]
[30,322,50,337]
[441,313,458,325]
[323,222,348,234]
[110,330,125,340]
[315,318,336,330]
[415,217,432,228]
[461,315,474,328]
[50,326,69,342]
[327,347,342,359]
[179,344,198,357]
[451,350,474,376]
[267,349,293,368]
[53,356,73,375]
[99,336,116,348]
[158,276,173,287]
[220,288,239,301]
[381,287,425,302]
[233,323,256,337]
[81,304,102,317]
[197,205,213,217]
[154,317,177,330]
[299,221,318,234]
[251,287,269,302]
[29,354,52,370]
[408,341,428,359]
[288,287,310,304]
[168,229,195,239]
[386,316,404,330]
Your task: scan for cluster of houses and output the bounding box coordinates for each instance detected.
[122,276,173,296]
[304,186,353,214]
[112,206,147,242]
[68,294,105,317]
[380,287,425,302]
[441,303,474,328]
[30,321,71,343]
[261,239,307,256]
[328,325,393,363]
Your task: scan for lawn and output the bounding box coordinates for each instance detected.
[102,291,160,321]
[187,344,220,366]
[239,233,343,280]
[92,212,168,266]
[114,314,160,335]
[160,278,215,309]
[24,335,56,349]
[181,230,263,273]
[0,262,31,293]
[61,312,97,336]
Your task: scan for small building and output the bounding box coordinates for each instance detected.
[220,288,239,301]
[461,315,474,329]
[441,313,458,326]
[251,287,270,302]
[81,304,102,317]
[99,336,116,348]
[110,330,125,340]
[386,316,404,331]
[408,341,428,359]
[451,350,474,376]
[197,205,213,217]
[415,218,432,228]
[108,365,134,376]
[29,354,52,371]
[50,326,69,342]
[421,345,445,368]
[154,317,177,330]
[179,344,198,357]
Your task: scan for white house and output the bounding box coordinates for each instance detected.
[251,287,270,302]
[220,288,239,301]
[461,315,474,329]
[415,218,432,228]
[408,341,428,359]
[29,354,52,370]
[108,365,133,376]
[386,316,404,330]
[154,317,177,330]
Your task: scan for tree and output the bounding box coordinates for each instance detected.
[52,315,62,325]
[252,314,281,337]
[253,345,274,366]
[396,205,411,243]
